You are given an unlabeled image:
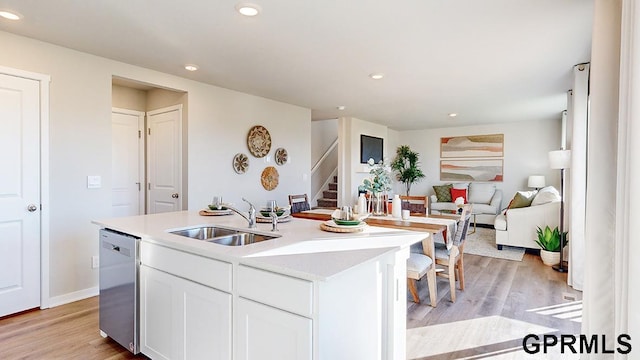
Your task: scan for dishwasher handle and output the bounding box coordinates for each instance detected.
[102,240,131,257]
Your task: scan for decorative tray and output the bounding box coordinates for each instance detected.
[199,209,233,216]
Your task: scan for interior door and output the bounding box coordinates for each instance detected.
[147,105,182,214]
[112,108,145,217]
[0,73,41,317]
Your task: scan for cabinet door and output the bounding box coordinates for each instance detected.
[140,265,232,360]
[236,298,312,360]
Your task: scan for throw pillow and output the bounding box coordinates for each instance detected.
[531,186,561,206]
[450,188,468,204]
[468,183,496,204]
[508,191,536,209]
[433,184,453,202]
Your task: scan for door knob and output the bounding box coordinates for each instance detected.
[171,193,179,199]
[27,204,38,212]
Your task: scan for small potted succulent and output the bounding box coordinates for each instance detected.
[535,226,568,266]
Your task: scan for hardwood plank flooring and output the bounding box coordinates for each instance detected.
[407,252,582,359]
[0,252,581,359]
[0,296,147,360]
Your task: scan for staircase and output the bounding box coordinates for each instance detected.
[316,175,338,208]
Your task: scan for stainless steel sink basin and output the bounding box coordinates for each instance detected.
[208,232,277,246]
[169,226,279,246]
[170,226,238,240]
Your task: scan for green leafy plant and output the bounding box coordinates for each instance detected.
[359,158,392,194]
[390,145,425,196]
[535,226,568,252]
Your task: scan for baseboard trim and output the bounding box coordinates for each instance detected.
[46,287,99,308]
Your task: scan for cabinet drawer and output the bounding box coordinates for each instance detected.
[238,265,313,317]
[141,241,232,292]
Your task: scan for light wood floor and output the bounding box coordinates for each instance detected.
[0,296,147,360]
[406,251,582,359]
[0,251,580,359]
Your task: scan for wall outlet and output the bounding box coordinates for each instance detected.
[92,256,99,269]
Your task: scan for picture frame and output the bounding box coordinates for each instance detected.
[360,134,383,164]
[440,133,504,158]
[440,159,504,182]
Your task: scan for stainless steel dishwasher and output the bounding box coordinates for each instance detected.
[99,228,140,354]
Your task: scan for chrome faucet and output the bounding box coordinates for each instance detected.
[227,198,257,228]
[270,209,279,232]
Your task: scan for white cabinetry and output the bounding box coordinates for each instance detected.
[236,298,312,360]
[140,243,232,360]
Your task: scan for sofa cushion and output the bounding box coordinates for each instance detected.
[473,203,499,215]
[452,182,469,190]
[433,184,453,202]
[494,213,507,230]
[431,202,456,211]
[450,188,467,203]
[531,186,561,206]
[468,183,496,204]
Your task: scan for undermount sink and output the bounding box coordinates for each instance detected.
[169,226,279,246]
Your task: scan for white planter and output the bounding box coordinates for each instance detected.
[540,249,560,266]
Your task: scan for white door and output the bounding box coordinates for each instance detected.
[147,105,182,214]
[112,108,145,217]
[0,73,41,317]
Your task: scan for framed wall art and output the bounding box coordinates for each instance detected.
[360,134,383,164]
[440,133,504,158]
[440,159,504,182]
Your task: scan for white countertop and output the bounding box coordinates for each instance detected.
[93,210,428,281]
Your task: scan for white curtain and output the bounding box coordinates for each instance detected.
[566,64,589,291]
[582,0,639,356]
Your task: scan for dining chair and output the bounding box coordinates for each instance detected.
[288,194,311,213]
[407,235,437,307]
[434,204,472,302]
[399,195,429,216]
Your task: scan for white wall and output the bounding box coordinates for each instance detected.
[311,118,338,165]
[396,118,563,206]
[1,30,311,302]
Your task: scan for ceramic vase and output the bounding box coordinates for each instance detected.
[540,249,560,266]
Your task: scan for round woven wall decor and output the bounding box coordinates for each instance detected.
[247,125,272,158]
[260,166,279,191]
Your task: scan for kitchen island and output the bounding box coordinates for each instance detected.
[93,210,428,360]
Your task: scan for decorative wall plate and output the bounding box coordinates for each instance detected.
[233,153,249,174]
[247,125,272,158]
[261,166,279,191]
[275,147,288,166]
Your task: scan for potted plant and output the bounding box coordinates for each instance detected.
[535,226,568,266]
[390,145,425,196]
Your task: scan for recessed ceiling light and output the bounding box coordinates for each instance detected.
[236,3,261,16]
[337,106,346,110]
[0,10,22,20]
[369,73,384,80]
[184,64,199,71]
[448,113,458,118]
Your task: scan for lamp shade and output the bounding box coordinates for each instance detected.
[528,175,546,188]
[549,150,571,169]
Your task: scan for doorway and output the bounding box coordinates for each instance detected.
[111,77,188,215]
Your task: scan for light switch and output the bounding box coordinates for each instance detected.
[87,175,101,189]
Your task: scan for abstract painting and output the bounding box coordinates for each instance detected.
[440,159,504,182]
[441,134,504,158]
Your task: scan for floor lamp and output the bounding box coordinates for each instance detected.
[549,149,571,273]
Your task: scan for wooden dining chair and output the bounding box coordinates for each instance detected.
[407,235,437,307]
[288,194,311,213]
[399,195,429,216]
[434,204,472,302]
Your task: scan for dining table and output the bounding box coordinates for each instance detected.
[291,209,459,249]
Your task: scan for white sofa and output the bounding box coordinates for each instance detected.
[493,187,561,250]
[430,183,503,226]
